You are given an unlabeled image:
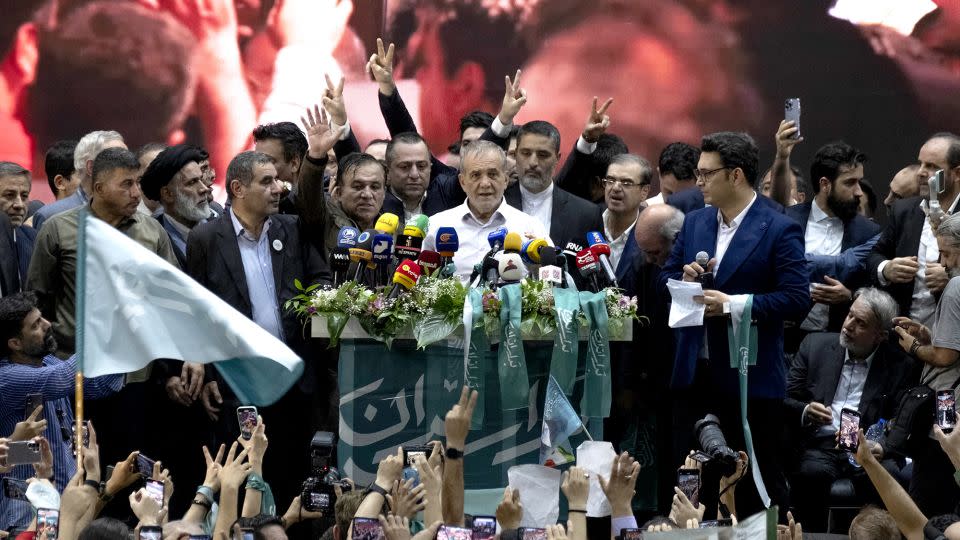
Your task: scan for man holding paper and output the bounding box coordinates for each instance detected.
[660,131,810,519]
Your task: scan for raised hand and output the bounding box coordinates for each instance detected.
[33,437,54,480]
[379,514,413,540]
[582,97,613,143]
[367,38,397,95]
[129,487,167,527]
[561,467,589,510]
[218,442,252,492]
[376,447,405,491]
[598,451,640,516]
[775,120,803,159]
[301,105,347,160]
[445,386,479,449]
[81,422,100,482]
[669,487,704,528]
[283,495,324,527]
[322,74,348,127]
[387,479,427,520]
[105,451,140,498]
[495,486,523,530]
[498,70,528,125]
[12,404,47,441]
[546,522,571,540]
[201,444,226,493]
[238,415,268,468]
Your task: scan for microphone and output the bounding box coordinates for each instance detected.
[405,214,430,236]
[498,252,524,284]
[394,233,422,261]
[538,247,563,286]
[487,227,508,254]
[522,238,549,265]
[375,213,400,236]
[481,255,500,288]
[349,230,375,284]
[371,233,394,286]
[586,232,618,288]
[695,251,714,289]
[417,250,442,277]
[435,227,459,267]
[503,232,523,254]
[402,224,425,238]
[329,247,351,286]
[337,226,360,249]
[387,259,421,299]
[575,248,602,293]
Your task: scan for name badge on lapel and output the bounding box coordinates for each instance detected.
[272,239,283,252]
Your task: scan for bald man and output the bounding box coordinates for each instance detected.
[884,164,920,210]
[635,204,685,268]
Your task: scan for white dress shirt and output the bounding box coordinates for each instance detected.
[519,182,553,232]
[802,348,875,436]
[801,200,844,331]
[877,193,960,327]
[602,209,638,270]
[646,193,665,206]
[423,198,552,282]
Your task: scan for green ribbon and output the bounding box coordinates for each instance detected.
[550,286,581,396]
[498,284,530,410]
[465,288,488,429]
[725,295,770,508]
[579,291,611,418]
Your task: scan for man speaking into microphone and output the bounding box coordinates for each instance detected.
[660,132,809,519]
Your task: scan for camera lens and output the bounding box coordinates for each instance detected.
[694,414,738,477]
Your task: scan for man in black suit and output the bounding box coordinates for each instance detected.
[783,142,881,352]
[186,150,331,505]
[867,133,960,324]
[381,132,467,219]
[786,288,916,531]
[0,162,37,289]
[0,212,19,296]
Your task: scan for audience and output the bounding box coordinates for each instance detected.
[5,21,960,539]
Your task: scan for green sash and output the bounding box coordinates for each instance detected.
[498,284,530,410]
[579,291,611,418]
[465,288,488,429]
[549,287,581,396]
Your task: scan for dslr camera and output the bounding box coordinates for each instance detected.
[301,431,348,512]
[693,414,739,477]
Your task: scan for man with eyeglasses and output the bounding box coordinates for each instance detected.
[601,154,653,273]
[661,131,810,520]
[0,291,122,532]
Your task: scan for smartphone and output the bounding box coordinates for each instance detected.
[930,170,946,195]
[677,468,700,506]
[937,389,956,433]
[139,525,163,540]
[6,440,42,465]
[37,508,59,539]
[403,445,432,468]
[2,477,29,501]
[620,528,643,540]
[237,406,258,440]
[136,453,156,478]
[472,516,497,540]
[25,393,44,419]
[438,525,473,540]
[784,98,801,139]
[71,423,89,456]
[519,528,547,540]
[352,517,385,540]
[839,408,861,452]
[145,478,165,505]
[699,519,733,528]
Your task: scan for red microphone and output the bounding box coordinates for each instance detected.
[417,250,442,277]
[588,244,616,288]
[387,259,421,299]
[575,248,602,292]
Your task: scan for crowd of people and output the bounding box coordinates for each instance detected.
[1,23,960,540]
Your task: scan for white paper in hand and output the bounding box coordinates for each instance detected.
[507,464,561,527]
[667,279,705,328]
[576,440,617,517]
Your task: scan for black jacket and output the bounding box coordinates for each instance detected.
[867,196,930,316]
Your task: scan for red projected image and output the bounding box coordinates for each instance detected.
[2,0,959,204]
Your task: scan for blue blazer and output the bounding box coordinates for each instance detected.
[659,200,811,398]
[14,226,37,287]
[615,228,644,296]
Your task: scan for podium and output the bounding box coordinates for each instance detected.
[313,315,631,490]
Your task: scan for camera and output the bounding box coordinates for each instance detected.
[693,414,739,477]
[302,431,342,512]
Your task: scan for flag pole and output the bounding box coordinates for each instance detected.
[75,208,88,470]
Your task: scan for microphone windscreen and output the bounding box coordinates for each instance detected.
[523,238,549,263]
[406,214,430,236]
[590,243,611,257]
[539,247,559,266]
[375,213,400,235]
[435,227,460,254]
[417,250,442,276]
[337,226,360,248]
[586,231,608,247]
[695,251,710,267]
[393,259,421,289]
[575,248,599,272]
[487,227,508,248]
[498,252,524,281]
[371,234,393,263]
[503,232,523,253]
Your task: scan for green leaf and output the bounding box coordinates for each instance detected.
[294,278,303,290]
[414,313,460,349]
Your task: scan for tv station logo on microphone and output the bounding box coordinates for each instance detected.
[357,231,371,243]
[438,232,455,243]
[577,251,597,266]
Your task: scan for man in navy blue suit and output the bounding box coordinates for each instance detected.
[661,132,810,518]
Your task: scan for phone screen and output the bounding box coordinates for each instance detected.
[3,478,28,501]
[839,408,861,452]
[699,519,733,528]
[472,516,497,540]
[938,390,956,432]
[405,449,428,468]
[145,478,165,505]
[139,526,162,540]
[353,517,385,540]
[677,469,700,506]
[520,528,547,540]
[25,393,43,419]
[136,453,156,478]
[437,525,473,540]
[620,528,643,540]
[237,407,258,440]
[784,98,801,139]
[37,508,59,539]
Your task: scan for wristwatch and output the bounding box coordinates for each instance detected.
[445,447,464,460]
[366,483,388,497]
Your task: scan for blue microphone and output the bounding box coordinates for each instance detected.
[435,227,459,269]
[338,226,360,248]
[586,231,618,288]
[371,233,394,287]
[487,227,508,253]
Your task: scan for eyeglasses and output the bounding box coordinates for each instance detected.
[602,177,645,190]
[694,166,731,181]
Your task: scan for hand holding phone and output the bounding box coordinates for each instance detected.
[472,516,497,540]
[353,517,385,540]
[37,508,59,539]
[437,525,473,540]
[677,469,700,507]
[784,98,801,140]
[937,390,956,433]
[839,408,861,452]
[145,478,165,506]
[6,440,42,466]
[136,453,156,478]
[139,525,162,540]
[237,406,258,440]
